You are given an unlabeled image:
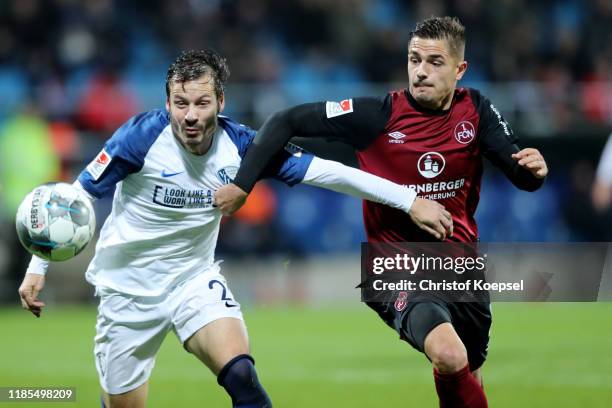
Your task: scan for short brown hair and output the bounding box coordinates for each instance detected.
[410,16,466,59]
[166,49,230,100]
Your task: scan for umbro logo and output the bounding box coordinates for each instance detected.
[388,131,406,144]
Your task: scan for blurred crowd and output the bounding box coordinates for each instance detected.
[0,0,611,127]
[0,0,611,283]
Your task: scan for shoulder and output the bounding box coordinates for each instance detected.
[388,89,406,104]
[453,87,477,104]
[218,115,256,157]
[113,109,169,141]
[463,88,514,139]
[462,87,495,112]
[106,109,170,162]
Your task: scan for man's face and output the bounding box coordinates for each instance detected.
[407,37,467,110]
[166,74,225,155]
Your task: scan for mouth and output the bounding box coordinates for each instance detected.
[184,127,201,137]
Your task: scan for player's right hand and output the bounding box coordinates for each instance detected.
[18,273,46,318]
[214,183,248,216]
[408,198,453,240]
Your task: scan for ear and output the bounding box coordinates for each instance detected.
[456,60,468,81]
[165,99,170,111]
[218,92,225,113]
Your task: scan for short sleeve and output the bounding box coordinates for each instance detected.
[77,110,169,198]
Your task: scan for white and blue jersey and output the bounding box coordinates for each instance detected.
[78,109,313,296]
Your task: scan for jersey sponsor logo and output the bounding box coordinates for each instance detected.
[152,185,213,208]
[86,149,112,181]
[454,121,475,144]
[325,99,353,118]
[161,169,185,178]
[417,152,445,179]
[407,178,465,201]
[388,131,406,144]
[394,291,408,312]
[407,178,466,196]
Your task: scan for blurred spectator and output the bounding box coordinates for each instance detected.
[76,71,140,132]
[0,0,610,129]
[592,133,612,213]
[563,158,611,241]
[0,107,60,216]
[0,106,60,298]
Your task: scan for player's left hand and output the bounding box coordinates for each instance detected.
[18,273,46,318]
[214,183,248,216]
[512,148,548,179]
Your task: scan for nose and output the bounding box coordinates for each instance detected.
[185,106,198,124]
[415,62,428,80]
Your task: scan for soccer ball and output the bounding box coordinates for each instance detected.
[15,182,96,261]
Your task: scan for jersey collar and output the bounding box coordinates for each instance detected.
[404,89,453,116]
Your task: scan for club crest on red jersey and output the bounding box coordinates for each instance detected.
[394,291,408,311]
[417,152,445,179]
[454,121,475,144]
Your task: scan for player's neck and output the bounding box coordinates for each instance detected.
[180,126,216,156]
[439,92,454,110]
[194,134,214,155]
[406,89,455,114]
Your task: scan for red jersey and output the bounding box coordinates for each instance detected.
[357,88,483,242]
[233,87,543,244]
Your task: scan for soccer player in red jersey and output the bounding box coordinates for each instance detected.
[215,16,548,407]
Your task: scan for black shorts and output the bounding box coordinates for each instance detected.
[366,296,492,371]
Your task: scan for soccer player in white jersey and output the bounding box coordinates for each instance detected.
[18,50,452,408]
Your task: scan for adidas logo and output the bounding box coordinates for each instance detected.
[388,131,406,143]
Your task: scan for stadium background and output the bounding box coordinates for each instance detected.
[0,0,610,407]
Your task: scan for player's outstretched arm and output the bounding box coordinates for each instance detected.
[475,91,547,191]
[215,157,453,240]
[298,157,453,240]
[512,148,548,179]
[409,198,453,240]
[233,98,389,194]
[18,271,46,318]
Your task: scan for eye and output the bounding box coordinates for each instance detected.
[431,61,443,67]
[409,57,418,63]
[175,100,187,107]
[199,100,210,106]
